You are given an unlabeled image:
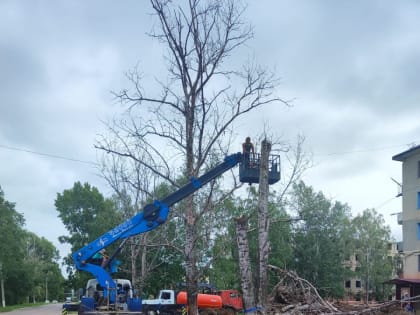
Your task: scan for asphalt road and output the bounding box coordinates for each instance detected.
[3,303,64,315]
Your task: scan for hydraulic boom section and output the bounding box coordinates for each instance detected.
[72,151,280,303]
[72,152,244,302]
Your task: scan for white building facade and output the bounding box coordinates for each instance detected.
[393,145,420,280]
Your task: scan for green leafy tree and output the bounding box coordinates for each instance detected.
[209,187,293,292]
[0,187,27,306]
[0,188,64,305]
[207,196,243,290]
[107,180,186,295]
[55,181,122,288]
[23,232,64,302]
[350,209,393,302]
[290,181,352,298]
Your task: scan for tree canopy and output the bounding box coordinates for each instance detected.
[55,181,122,288]
[0,187,63,306]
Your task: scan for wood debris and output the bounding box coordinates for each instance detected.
[266,265,403,315]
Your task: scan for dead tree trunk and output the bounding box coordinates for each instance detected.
[236,216,256,315]
[185,195,199,315]
[257,139,272,308]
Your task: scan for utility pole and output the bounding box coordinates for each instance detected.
[0,262,5,307]
[45,271,48,303]
[365,248,370,305]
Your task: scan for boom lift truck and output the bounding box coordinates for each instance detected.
[71,152,280,314]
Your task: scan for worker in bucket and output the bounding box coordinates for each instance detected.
[242,136,255,167]
[90,249,109,267]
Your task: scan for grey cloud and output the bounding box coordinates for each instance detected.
[247,0,420,115]
[0,44,48,143]
[1,0,417,255]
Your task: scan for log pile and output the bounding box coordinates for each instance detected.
[266,265,404,315]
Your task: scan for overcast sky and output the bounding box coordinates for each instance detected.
[1,1,419,263]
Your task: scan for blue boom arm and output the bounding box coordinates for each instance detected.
[72,152,243,302]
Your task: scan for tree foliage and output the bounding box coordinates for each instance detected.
[0,187,63,306]
[0,187,25,274]
[0,187,27,305]
[23,232,64,303]
[55,181,122,288]
[289,181,352,298]
[350,209,394,301]
[209,187,293,296]
[54,178,397,303]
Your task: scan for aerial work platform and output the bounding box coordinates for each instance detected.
[239,153,280,185]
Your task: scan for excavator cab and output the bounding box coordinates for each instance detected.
[239,153,280,185]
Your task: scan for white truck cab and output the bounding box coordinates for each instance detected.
[142,289,176,305]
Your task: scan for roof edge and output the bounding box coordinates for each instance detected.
[392,144,420,162]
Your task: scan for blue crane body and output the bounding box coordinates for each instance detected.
[72,152,280,304]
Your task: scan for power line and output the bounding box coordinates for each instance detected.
[0,140,417,169]
[0,144,99,166]
[320,143,416,157]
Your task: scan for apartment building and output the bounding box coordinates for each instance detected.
[343,254,364,301]
[344,242,399,302]
[391,144,420,298]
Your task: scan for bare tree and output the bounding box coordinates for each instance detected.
[99,142,174,294]
[235,216,256,314]
[96,0,288,313]
[278,135,311,198]
[257,139,272,307]
[233,135,310,311]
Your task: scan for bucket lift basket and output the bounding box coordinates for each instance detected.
[239,153,280,185]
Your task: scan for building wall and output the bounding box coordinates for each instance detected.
[399,149,420,278]
[343,254,363,300]
[344,243,398,301]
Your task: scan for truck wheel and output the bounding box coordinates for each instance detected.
[199,310,216,315]
[224,308,236,315]
[143,308,157,315]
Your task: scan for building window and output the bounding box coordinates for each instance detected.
[355,280,361,288]
[345,280,351,288]
[418,161,420,178]
[418,192,420,209]
[418,223,420,240]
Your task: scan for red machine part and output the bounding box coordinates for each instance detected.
[176,292,223,309]
[218,290,243,311]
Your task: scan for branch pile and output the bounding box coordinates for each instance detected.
[266,265,403,315]
[267,265,338,314]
